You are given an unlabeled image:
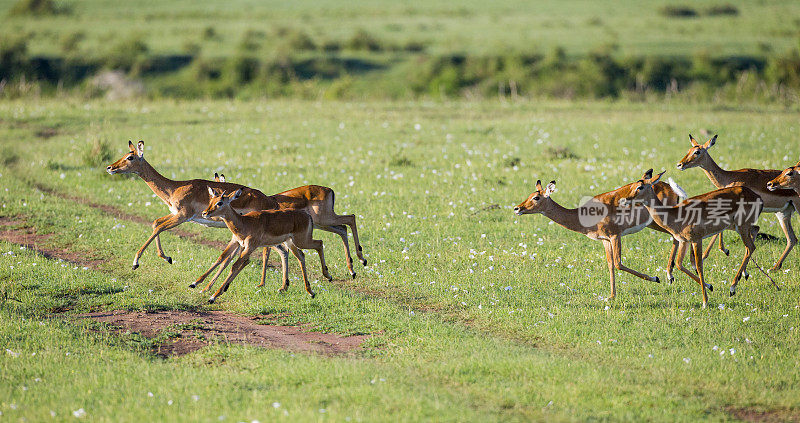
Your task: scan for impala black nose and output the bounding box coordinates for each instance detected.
[676,163,682,170]
[106,165,111,171]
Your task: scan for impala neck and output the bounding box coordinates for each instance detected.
[217,207,247,237]
[699,154,732,188]
[541,201,587,235]
[136,160,178,203]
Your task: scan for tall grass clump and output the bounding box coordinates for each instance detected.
[82,138,112,167]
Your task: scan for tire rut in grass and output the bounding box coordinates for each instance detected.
[0,216,104,269]
[78,310,369,357]
[31,182,227,250]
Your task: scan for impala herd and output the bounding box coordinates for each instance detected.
[107,135,799,309]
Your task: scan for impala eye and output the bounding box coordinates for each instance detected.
[637,186,643,191]
[127,155,134,161]
[694,150,700,155]
[216,201,223,207]
[788,171,794,176]
[533,196,540,201]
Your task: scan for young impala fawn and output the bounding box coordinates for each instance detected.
[678,134,798,270]
[620,170,763,307]
[105,141,366,284]
[514,175,689,302]
[768,161,800,196]
[202,188,332,302]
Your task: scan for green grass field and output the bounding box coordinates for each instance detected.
[4,0,800,57]
[1,98,799,421]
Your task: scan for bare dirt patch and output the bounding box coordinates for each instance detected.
[0,216,104,269]
[726,406,800,423]
[78,310,370,357]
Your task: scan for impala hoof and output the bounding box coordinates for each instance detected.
[702,302,708,309]
[165,257,173,264]
[132,264,139,270]
[277,287,287,294]
[189,283,197,289]
[706,284,714,292]
[723,249,730,256]
[744,271,750,280]
[361,259,368,266]
[350,272,357,279]
[208,298,216,304]
[309,292,316,299]
[730,286,736,296]
[667,274,674,284]
[653,276,660,283]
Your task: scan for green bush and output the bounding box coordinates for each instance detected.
[0,34,29,81]
[286,30,316,51]
[346,29,384,52]
[7,0,70,16]
[706,4,739,16]
[103,36,148,72]
[59,31,84,54]
[659,5,698,18]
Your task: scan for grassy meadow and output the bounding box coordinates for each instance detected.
[0,98,799,421]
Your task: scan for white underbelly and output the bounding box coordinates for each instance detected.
[189,216,227,228]
[621,221,649,236]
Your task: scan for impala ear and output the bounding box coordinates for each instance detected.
[136,140,145,157]
[208,186,216,197]
[703,134,717,149]
[230,188,243,200]
[128,140,136,152]
[795,160,800,168]
[219,173,225,183]
[544,181,556,197]
[651,170,666,184]
[642,168,654,180]
[214,172,220,182]
[689,134,699,147]
[535,179,543,192]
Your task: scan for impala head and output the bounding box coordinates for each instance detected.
[202,187,243,218]
[620,169,666,205]
[676,134,717,170]
[767,161,800,191]
[514,180,556,215]
[106,140,146,174]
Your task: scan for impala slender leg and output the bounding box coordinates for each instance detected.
[702,232,729,259]
[209,244,254,303]
[676,242,702,284]
[258,247,269,287]
[317,224,356,278]
[771,210,797,271]
[602,240,615,302]
[272,243,291,292]
[132,214,187,270]
[287,243,315,298]
[731,226,757,296]
[153,234,173,264]
[666,239,678,283]
[611,235,660,283]
[203,243,240,292]
[191,237,238,288]
[691,241,709,308]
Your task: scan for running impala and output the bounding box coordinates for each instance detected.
[514,174,690,302]
[105,141,366,286]
[677,134,798,270]
[201,188,332,302]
